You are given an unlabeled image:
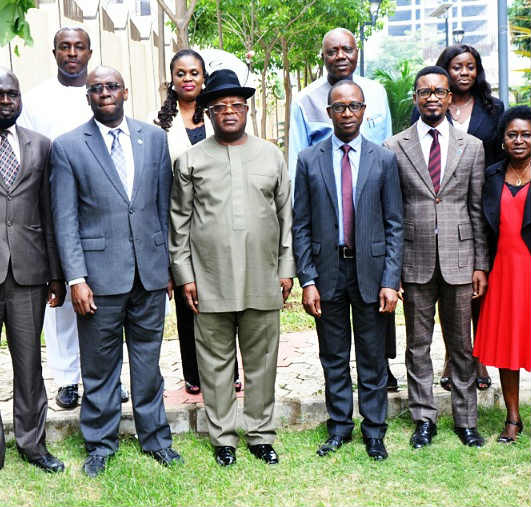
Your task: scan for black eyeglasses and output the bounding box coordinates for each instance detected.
[327,101,365,114]
[415,87,450,99]
[87,82,123,94]
[208,102,247,114]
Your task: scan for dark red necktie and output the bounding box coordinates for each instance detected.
[428,128,441,194]
[341,144,354,248]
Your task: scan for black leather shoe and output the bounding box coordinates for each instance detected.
[56,384,79,409]
[248,444,279,464]
[387,365,398,392]
[410,421,437,449]
[120,386,129,403]
[83,455,108,477]
[22,452,65,473]
[454,427,484,447]
[146,447,184,466]
[363,437,388,460]
[317,434,352,456]
[215,446,236,466]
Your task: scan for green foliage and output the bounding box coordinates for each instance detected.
[0,0,35,51]
[508,0,530,104]
[372,60,416,135]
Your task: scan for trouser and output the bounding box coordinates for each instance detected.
[403,260,477,427]
[76,275,172,455]
[175,290,239,386]
[316,256,388,439]
[194,309,280,447]
[43,286,81,386]
[0,265,48,459]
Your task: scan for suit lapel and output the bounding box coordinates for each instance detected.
[127,118,144,204]
[468,99,485,139]
[398,124,435,196]
[83,119,129,204]
[318,137,339,221]
[439,125,465,193]
[483,164,504,232]
[355,137,372,208]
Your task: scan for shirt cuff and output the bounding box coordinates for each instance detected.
[68,278,85,286]
[302,280,315,287]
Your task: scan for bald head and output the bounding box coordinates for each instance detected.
[53,27,92,86]
[0,67,22,128]
[86,66,128,128]
[53,27,91,50]
[321,28,358,85]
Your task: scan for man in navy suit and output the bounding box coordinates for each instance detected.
[293,80,403,460]
[50,66,181,477]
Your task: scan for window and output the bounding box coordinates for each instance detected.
[390,9,412,22]
[462,5,487,17]
[389,25,411,36]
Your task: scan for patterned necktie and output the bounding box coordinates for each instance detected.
[340,144,355,248]
[109,128,129,196]
[428,128,441,194]
[0,130,20,188]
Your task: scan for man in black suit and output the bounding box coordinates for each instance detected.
[0,68,66,472]
[293,80,403,460]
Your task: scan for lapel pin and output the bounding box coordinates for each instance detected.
[137,139,143,145]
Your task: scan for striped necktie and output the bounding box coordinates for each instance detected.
[428,128,441,194]
[0,130,20,187]
[109,128,129,196]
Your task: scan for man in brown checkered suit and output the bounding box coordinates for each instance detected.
[384,66,489,449]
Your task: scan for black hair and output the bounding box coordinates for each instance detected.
[53,27,91,50]
[497,105,531,157]
[155,49,207,131]
[436,45,499,114]
[413,66,450,90]
[327,79,365,105]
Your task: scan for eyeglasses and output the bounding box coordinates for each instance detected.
[208,102,248,114]
[87,82,123,94]
[415,87,450,99]
[327,101,365,114]
[324,46,356,57]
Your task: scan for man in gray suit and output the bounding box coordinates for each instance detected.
[293,80,403,460]
[50,66,180,477]
[0,68,65,472]
[384,66,489,448]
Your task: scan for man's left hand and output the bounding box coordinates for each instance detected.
[472,270,488,298]
[280,278,293,302]
[48,280,66,307]
[379,287,398,313]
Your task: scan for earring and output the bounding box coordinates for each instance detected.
[501,143,505,150]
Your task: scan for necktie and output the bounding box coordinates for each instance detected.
[428,129,441,194]
[0,130,20,188]
[109,128,129,196]
[340,144,354,248]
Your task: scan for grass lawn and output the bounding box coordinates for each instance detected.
[1,406,528,507]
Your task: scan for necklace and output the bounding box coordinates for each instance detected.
[508,161,531,186]
[450,96,473,119]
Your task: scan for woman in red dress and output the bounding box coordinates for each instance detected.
[474,106,531,443]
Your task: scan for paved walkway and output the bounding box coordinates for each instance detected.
[1,323,529,441]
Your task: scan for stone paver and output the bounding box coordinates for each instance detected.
[1,324,529,442]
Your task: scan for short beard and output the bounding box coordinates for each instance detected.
[0,107,21,129]
[421,111,443,126]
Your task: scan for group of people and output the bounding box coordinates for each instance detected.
[0,22,528,478]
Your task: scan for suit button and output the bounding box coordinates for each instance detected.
[129,209,134,214]
[435,198,441,204]
[7,221,12,227]
[7,195,11,201]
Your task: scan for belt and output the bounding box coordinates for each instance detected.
[338,245,354,259]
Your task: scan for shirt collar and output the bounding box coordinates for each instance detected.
[1,124,17,138]
[331,132,362,152]
[94,117,130,138]
[417,116,449,139]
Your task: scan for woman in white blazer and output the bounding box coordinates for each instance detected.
[151,49,240,394]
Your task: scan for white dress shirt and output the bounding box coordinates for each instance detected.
[417,117,450,182]
[94,117,135,200]
[1,124,21,163]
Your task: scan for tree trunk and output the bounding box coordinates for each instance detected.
[281,37,291,159]
[250,95,259,136]
[304,64,308,88]
[296,68,301,91]
[260,48,272,139]
[175,0,189,48]
[216,0,223,49]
